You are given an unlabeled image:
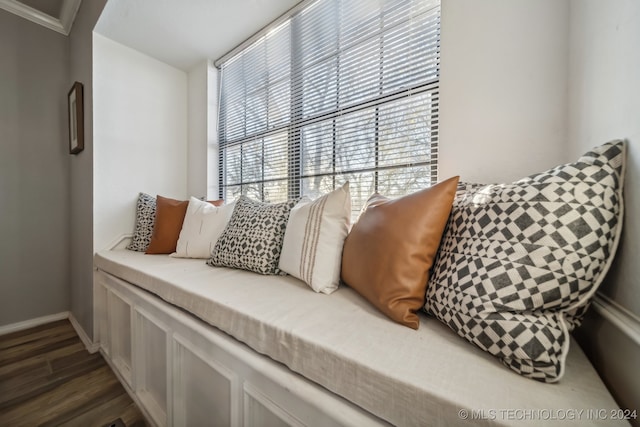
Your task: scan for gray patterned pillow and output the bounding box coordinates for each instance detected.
[127,193,157,252]
[425,140,625,382]
[207,196,299,275]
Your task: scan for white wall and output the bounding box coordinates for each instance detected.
[439,0,569,184]
[187,61,208,199]
[568,0,640,417]
[187,60,219,199]
[568,0,640,314]
[187,60,220,200]
[0,10,70,326]
[93,33,188,252]
[440,0,638,414]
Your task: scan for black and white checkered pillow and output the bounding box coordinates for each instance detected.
[425,141,625,382]
[127,193,157,252]
[208,196,299,275]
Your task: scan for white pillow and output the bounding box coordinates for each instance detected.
[172,197,235,259]
[279,183,351,294]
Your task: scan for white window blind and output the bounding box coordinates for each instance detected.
[218,0,440,214]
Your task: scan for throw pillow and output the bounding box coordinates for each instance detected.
[146,196,223,255]
[341,176,460,329]
[172,197,236,259]
[425,140,626,382]
[279,183,351,294]
[127,193,156,252]
[208,196,299,275]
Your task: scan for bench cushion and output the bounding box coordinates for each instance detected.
[95,250,624,426]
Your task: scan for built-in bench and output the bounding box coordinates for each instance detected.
[94,248,628,427]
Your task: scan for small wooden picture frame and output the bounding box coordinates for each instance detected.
[68,81,84,155]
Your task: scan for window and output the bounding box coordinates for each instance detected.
[218,0,440,215]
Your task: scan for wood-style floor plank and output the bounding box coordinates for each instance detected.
[0,341,85,379]
[0,320,147,427]
[0,320,73,350]
[0,333,80,367]
[56,394,145,427]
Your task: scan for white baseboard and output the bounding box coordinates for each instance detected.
[593,292,640,346]
[0,312,69,336]
[69,312,100,353]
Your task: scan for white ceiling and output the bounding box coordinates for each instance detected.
[95,0,302,71]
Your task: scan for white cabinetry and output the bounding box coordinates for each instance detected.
[94,269,386,427]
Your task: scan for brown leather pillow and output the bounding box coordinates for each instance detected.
[146,196,223,254]
[341,176,459,329]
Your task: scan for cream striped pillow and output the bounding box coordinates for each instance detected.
[279,183,351,294]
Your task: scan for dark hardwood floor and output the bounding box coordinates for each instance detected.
[0,319,148,427]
